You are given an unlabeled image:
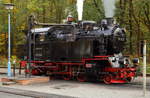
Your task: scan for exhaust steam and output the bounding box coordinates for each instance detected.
[76,0,85,21]
[102,0,116,18]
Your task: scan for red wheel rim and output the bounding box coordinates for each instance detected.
[32,69,40,75]
[77,74,86,82]
[103,75,112,84]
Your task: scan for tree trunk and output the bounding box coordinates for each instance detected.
[129,0,133,54]
[137,20,141,57]
[93,0,103,16]
[119,0,123,24]
[42,0,46,23]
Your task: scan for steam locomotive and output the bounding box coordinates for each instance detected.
[20,16,137,84]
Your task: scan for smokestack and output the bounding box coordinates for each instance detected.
[76,0,85,21]
[101,18,115,28]
[102,0,116,18]
[105,18,114,26]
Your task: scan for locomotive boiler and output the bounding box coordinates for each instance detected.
[20,16,137,84]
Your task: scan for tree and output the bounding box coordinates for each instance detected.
[0,0,105,57]
[115,0,150,57]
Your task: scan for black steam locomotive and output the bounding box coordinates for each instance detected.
[20,16,137,84]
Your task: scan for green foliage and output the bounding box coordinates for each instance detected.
[0,0,104,58]
[83,0,104,21]
[0,56,8,66]
[115,0,150,56]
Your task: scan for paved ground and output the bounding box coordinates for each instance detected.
[0,86,73,98]
[0,68,150,98]
[0,92,32,98]
[0,76,150,98]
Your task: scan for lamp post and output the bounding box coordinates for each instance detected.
[4,3,14,77]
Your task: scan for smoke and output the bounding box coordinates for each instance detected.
[102,0,116,18]
[76,0,85,21]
